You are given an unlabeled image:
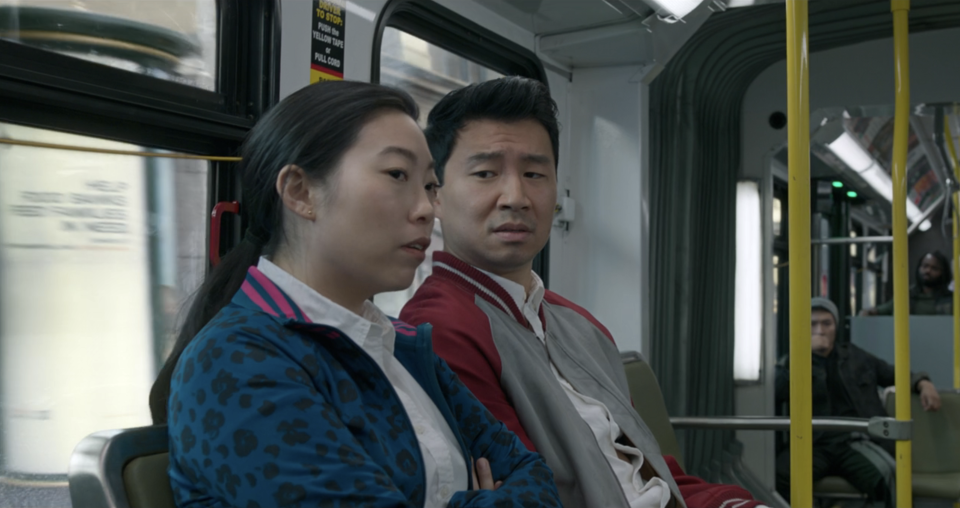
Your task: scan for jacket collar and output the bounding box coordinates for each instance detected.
[233,266,416,339]
[431,252,528,325]
[235,265,313,323]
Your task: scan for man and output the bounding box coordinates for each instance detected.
[775,297,942,505]
[862,251,953,315]
[401,77,765,508]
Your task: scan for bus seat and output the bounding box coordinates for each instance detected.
[620,352,788,508]
[68,424,175,508]
[885,389,960,500]
[620,351,684,466]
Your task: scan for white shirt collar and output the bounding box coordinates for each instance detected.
[476,268,546,340]
[476,269,544,312]
[256,257,396,365]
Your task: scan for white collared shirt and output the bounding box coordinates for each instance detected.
[258,258,468,507]
[478,268,672,508]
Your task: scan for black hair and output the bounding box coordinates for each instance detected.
[423,76,559,182]
[916,250,953,290]
[149,81,418,423]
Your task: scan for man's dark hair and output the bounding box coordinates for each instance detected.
[424,76,559,182]
[916,250,953,290]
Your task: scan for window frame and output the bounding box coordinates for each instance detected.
[371,0,551,284]
[0,0,280,255]
[0,0,278,486]
[0,0,280,157]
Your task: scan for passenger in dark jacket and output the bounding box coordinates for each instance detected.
[149,81,560,508]
[775,297,941,505]
[862,251,953,315]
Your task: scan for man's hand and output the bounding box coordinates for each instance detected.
[918,380,942,411]
[471,458,503,491]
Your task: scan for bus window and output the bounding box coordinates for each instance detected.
[0,1,217,90]
[379,27,503,126]
[374,27,503,317]
[0,123,208,506]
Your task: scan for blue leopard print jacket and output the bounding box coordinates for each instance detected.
[167,267,560,508]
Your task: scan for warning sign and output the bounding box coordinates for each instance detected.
[311,0,345,83]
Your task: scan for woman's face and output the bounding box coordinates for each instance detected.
[307,110,437,298]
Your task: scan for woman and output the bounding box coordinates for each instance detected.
[149,81,559,508]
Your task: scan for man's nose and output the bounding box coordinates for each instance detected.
[498,172,531,210]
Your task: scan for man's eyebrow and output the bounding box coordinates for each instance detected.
[379,146,418,163]
[466,151,504,165]
[522,153,552,165]
[465,151,552,165]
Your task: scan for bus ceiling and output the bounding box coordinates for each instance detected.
[478,0,760,81]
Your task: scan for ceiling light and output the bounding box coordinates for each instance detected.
[858,164,924,223]
[827,132,875,173]
[725,0,786,7]
[833,181,844,188]
[847,191,857,198]
[828,131,925,225]
[919,219,933,232]
[642,0,703,19]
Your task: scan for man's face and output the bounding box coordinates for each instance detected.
[919,254,944,287]
[435,118,557,277]
[811,309,836,357]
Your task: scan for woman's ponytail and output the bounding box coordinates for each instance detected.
[149,237,264,423]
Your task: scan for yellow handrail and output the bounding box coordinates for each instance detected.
[891,1,913,506]
[944,112,960,390]
[786,1,812,506]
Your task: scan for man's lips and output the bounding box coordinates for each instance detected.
[493,223,533,241]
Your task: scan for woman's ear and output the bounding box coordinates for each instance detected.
[276,165,316,220]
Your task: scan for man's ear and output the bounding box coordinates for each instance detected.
[276,165,316,220]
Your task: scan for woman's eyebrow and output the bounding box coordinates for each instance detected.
[379,146,418,163]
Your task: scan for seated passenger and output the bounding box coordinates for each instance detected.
[775,297,942,506]
[862,251,953,315]
[401,76,767,508]
[148,81,560,508]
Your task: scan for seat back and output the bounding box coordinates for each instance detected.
[68,424,176,508]
[620,351,684,466]
[885,390,960,474]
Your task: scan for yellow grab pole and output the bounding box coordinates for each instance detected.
[944,115,960,390]
[892,1,913,506]
[786,1,813,506]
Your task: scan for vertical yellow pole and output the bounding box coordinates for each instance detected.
[891,1,913,506]
[786,1,812,506]
[944,116,960,390]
